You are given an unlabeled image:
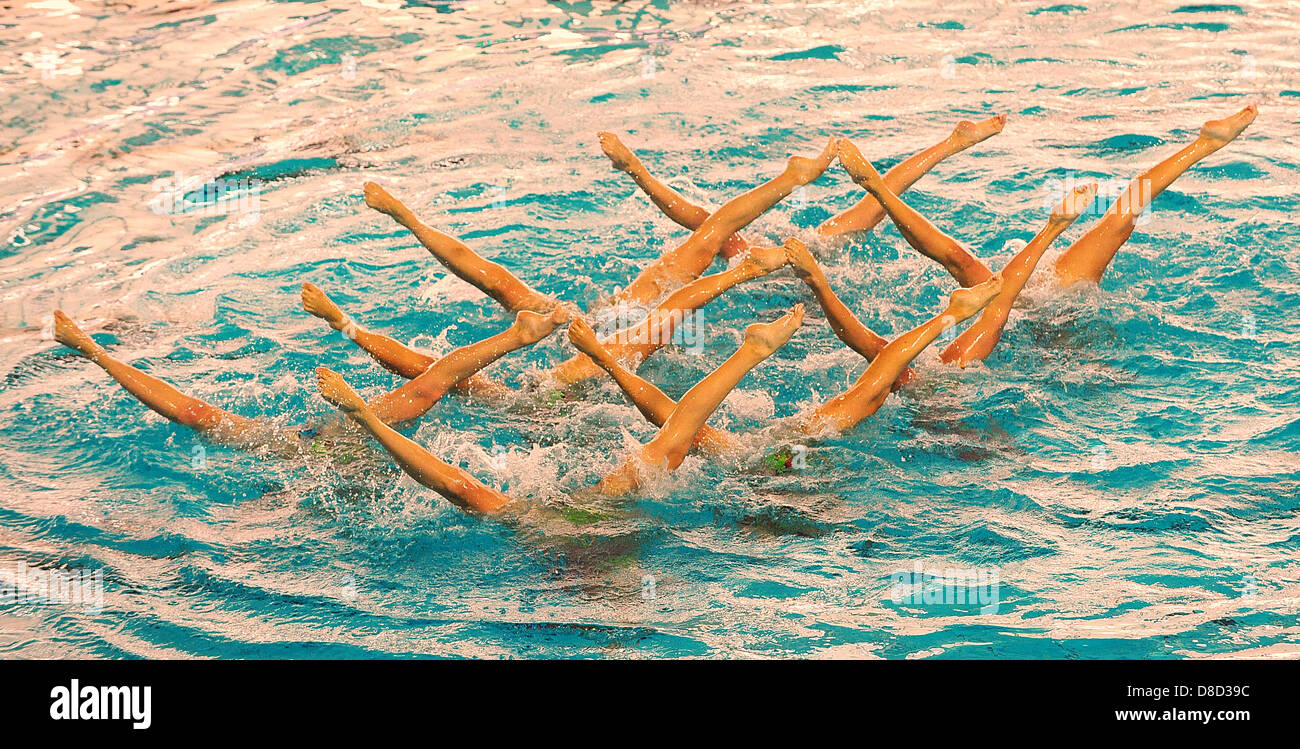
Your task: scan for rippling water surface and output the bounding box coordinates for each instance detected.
[2,0,1298,658]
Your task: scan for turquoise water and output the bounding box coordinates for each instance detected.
[2,1,1297,659]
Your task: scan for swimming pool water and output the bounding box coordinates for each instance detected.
[1,0,1297,659]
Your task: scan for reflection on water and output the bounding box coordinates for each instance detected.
[0,1,1297,659]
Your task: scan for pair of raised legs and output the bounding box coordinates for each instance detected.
[828,105,1257,367]
[597,115,1009,259]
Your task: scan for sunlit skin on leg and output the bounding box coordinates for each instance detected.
[1053,104,1258,286]
[837,138,992,287]
[802,275,1004,434]
[782,237,913,389]
[362,181,560,313]
[598,132,751,261]
[939,182,1098,367]
[566,317,739,457]
[366,307,569,425]
[548,241,792,384]
[302,281,435,378]
[606,138,838,308]
[783,238,887,357]
[301,281,507,397]
[315,367,515,515]
[592,305,805,496]
[53,311,303,454]
[817,115,1006,238]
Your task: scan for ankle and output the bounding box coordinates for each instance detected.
[386,205,416,227]
[798,269,829,290]
[938,135,969,156]
[351,408,379,427]
[1189,136,1223,158]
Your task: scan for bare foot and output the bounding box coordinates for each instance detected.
[566,317,611,362]
[1199,104,1258,148]
[1049,182,1099,226]
[363,181,407,220]
[836,139,885,190]
[512,292,572,316]
[950,114,1007,149]
[783,238,824,283]
[743,304,805,355]
[514,307,570,345]
[316,367,366,414]
[300,282,350,330]
[946,275,1004,319]
[738,244,788,275]
[785,137,840,184]
[597,132,641,173]
[552,300,583,320]
[53,310,103,359]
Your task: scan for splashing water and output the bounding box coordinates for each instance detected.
[1,1,1297,659]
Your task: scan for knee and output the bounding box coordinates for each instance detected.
[411,380,449,404]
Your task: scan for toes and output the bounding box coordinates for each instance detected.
[819,136,840,161]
